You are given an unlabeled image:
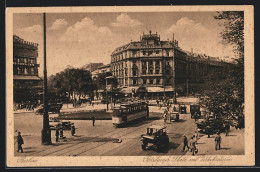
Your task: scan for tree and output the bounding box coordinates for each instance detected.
[48,67,95,101]
[199,12,245,129]
[93,72,112,90]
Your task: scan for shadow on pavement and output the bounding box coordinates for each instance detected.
[126,118,161,128]
[22,150,36,153]
[221,147,231,150]
[23,147,35,149]
[169,142,181,150]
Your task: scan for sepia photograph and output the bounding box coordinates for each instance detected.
[6,6,254,166]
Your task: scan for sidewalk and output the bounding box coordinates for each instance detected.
[184,127,244,156]
[14,103,108,114]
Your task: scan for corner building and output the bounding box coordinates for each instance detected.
[111,31,232,99]
[111,31,177,98]
[13,35,42,103]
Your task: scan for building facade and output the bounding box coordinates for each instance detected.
[91,64,111,79]
[13,35,42,103]
[110,31,232,99]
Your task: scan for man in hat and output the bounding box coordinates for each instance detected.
[215,132,222,150]
[17,132,24,153]
[182,134,189,152]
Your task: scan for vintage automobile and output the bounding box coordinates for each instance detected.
[141,125,169,152]
[179,105,187,114]
[196,118,227,135]
[190,104,201,119]
[169,111,180,121]
[35,103,63,115]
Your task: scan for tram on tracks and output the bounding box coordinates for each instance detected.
[112,101,149,127]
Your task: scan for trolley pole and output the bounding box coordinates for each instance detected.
[41,13,52,145]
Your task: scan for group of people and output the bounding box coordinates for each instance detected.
[13,101,39,111]
[55,124,77,142]
[182,130,199,155]
[182,130,222,155]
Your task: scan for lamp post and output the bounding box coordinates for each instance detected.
[41,13,52,145]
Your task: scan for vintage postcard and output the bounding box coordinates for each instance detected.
[6,6,254,167]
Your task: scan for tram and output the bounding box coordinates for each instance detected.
[112,101,149,127]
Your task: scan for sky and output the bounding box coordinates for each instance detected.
[13,12,236,76]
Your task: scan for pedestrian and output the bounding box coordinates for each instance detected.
[55,129,59,142]
[173,106,177,112]
[92,115,95,126]
[17,132,24,153]
[182,134,189,152]
[71,125,75,136]
[60,128,63,138]
[215,132,222,150]
[225,123,230,136]
[194,112,198,122]
[189,136,196,156]
[163,110,167,123]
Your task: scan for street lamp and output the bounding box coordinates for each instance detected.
[41,13,52,145]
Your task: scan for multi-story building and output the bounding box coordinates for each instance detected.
[110,31,232,99]
[13,35,42,103]
[91,64,111,79]
[82,62,104,72]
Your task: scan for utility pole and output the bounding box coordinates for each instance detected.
[172,33,177,104]
[41,13,52,145]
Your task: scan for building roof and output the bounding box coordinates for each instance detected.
[97,64,111,69]
[82,63,104,72]
[13,75,42,81]
[13,35,38,47]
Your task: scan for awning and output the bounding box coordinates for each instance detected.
[121,86,174,93]
[14,75,42,81]
[147,86,174,92]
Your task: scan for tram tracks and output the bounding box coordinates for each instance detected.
[43,119,156,156]
[74,122,151,156]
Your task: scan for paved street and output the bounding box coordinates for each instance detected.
[14,107,199,156]
[14,100,244,156]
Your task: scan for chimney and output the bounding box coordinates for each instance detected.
[172,33,175,44]
[191,48,193,53]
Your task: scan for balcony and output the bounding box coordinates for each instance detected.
[13,62,40,67]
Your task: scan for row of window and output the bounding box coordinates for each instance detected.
[112,49,172,62]
[112,60,171,73]
[118,78,172,87]
[13,57,37,64]
[14,66,38,75]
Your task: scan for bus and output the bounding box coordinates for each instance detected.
[112,101,149,127]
